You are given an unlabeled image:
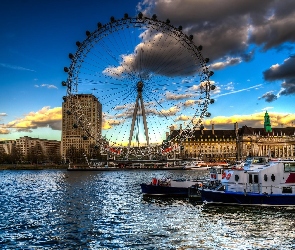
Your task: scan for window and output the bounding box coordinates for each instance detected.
[284,163,295,172]
[253,175,258,183]
[249,174,258,184]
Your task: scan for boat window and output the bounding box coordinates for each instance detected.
[282,187,292,193]
[253,175,258,183]
[284,163,295,172]
[209,169,216,173]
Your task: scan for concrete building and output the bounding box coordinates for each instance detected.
[61,94,102,162]
[0,136,61,162]
[0,140,15,155]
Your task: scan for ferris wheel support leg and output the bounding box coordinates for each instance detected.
[139,95,149,146]
[128,96,140,147]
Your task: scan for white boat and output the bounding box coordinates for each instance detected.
[201,157,295,206]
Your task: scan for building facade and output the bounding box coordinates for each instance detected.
[61,94,102,162]
[167,112,295,162]
[0,136,61,163]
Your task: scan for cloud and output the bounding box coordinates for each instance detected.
[5,106,62,131]
[0,63,35,72]
[279,79,295,96]
[102,119,123,130]
[35,84,58,89]
[259,91,278,102]
[138,0,295,63]
[175,115,191,121]
[211,57,242,70]
[202,111,295,129]
[165,91,194,100]
[158,106,180,116]
[0,128,10,135]
[263,57,295,81]
[103,31,204,78]
[263,57,295,97]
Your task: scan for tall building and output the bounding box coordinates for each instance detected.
[61,94,102,162]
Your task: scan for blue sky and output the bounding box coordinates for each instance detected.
[1,0,295,145]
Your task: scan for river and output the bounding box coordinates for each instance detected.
[0,169,295,249]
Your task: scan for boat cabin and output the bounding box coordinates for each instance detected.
[221,157,295,195]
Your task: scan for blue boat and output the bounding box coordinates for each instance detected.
[201,157,295,206]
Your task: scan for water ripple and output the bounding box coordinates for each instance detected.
[0,169,295,249]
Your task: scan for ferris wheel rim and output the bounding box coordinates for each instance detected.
[63,13,214,155]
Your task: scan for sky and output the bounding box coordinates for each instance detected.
[1,0,295,145]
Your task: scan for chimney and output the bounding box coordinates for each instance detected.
[200,124,204,135]
[212,124,214,135]
[170,125,174,134]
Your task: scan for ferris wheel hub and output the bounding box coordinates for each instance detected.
[137,81,144,92]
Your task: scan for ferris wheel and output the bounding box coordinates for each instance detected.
[63,13,215,158]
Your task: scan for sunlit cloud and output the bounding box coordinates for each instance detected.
[0,128,10,135]
[211,57,242,70]
[102,119,122,130]
[159,106,180,116]
[202,111,295,129]
[5,106,62,131]
[175,115,191,121]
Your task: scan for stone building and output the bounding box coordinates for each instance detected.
[61,94,102,162]
[166,112,295,162]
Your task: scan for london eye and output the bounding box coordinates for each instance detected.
[63,13,215,159]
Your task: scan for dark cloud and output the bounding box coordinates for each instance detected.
[263,57,295,97]
[250,0,295,50]
[33,120,62,130]
[263,57,295,81]
[103,30,203,78]
[259,91,277,102]
[279,79,295,96]
[138,0,295,63]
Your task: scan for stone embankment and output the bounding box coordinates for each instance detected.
[0,164,67,170]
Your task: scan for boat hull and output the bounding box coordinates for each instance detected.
[201,189,295,206]
[141,183,190,197]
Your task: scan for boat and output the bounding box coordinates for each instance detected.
[182,161,202,170]
[140,177,203,198]
[186,161,230,170]
[200,157,295,206]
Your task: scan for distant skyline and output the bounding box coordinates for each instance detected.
[1,0,295,142]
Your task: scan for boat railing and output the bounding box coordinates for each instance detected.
[225,182,295,194]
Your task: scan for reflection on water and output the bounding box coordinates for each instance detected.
[0,169,295,249]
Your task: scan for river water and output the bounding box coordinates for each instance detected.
[0,169,295,249]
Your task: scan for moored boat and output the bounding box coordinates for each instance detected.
[140,178,203,198]
[201,157,295,206]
